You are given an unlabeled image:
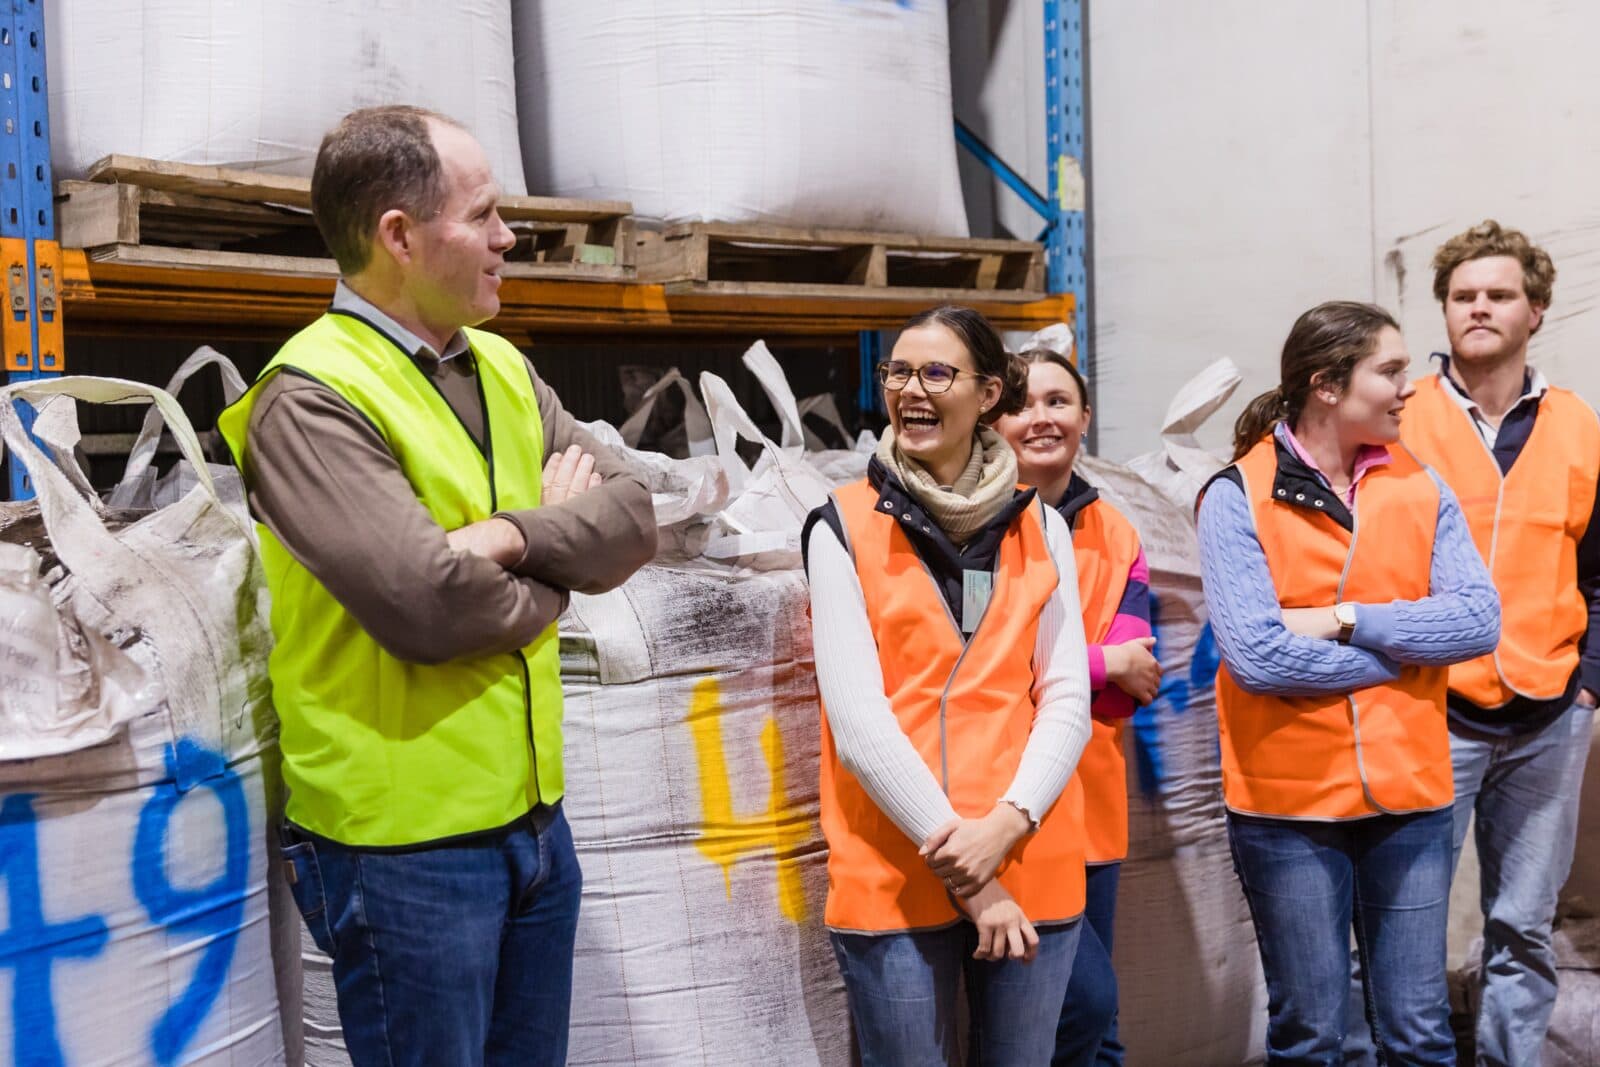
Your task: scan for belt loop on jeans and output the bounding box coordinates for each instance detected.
[527,801,561,836]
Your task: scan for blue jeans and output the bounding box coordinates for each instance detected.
[1054,863,1122,1066]
[281,807,583,1067]
[831,918,1081,1066]
[1227,809,1456,1066]
[1450,701,1594,1067]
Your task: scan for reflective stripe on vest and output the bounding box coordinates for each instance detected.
[1070,497,1141,864]
[1213,437,1452,820]
[819,478,1086,932]
[1400,375,1600,707]
[218,312,563,847]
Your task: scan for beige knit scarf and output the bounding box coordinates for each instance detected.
[876,425,1020,543]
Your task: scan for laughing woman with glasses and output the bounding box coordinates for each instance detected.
[802,304,1094,1065]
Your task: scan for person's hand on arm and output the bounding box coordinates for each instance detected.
[495,367,657,594]
[961,880,1038,962]
[1103,636,1161,704]
[243,378,563,664]
[541,443,604,502]
[1283,476,1500,666]
[448,444,604,567]
[920,802,1032,897]
[1197,477,1401,695]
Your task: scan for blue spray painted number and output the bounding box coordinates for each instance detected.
[2,738,249,1067]
[1131,590,1221,797]
[0,796,109,1067]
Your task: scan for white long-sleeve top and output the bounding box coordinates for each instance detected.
[805,503,1094,846]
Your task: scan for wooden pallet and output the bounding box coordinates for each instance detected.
[637,222,1045,302]
[56,155,636,282]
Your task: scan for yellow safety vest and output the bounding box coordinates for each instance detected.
[219,312,563,846]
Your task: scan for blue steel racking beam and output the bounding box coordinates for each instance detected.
[953,118,1053,225]
[1,0,62,500]
[951,3,1088,374]
[1045,0,1087,373]
[857,328,883,420]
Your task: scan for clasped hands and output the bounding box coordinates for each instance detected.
[445,445,603,565]
[920,802,1037,963]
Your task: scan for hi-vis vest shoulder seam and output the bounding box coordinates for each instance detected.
[1068,496,1142,863]
[818,478,1087,933]
[1400,375,1600,708]
[1211,436,1453,820]
[217,312,564,847]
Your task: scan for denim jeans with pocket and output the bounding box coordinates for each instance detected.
[1449,700,1595,1067]
[1227,808,1456,1066]
[281,805,582,1067]
[1054,862,1122,1066]
[831,917,1081,1066]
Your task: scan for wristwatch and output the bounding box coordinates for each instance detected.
[1335,602,1357,644]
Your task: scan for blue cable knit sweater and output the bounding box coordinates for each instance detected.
[1197,435,1500,697]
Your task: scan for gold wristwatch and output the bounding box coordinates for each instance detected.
[1335,602,1358,644]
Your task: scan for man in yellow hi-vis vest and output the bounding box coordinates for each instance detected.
[219,106,656,1066]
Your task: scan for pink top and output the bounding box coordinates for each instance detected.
[1083,548,1153,721]
[1278,424,1391,509]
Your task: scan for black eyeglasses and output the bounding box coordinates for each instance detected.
[875,360,989,395]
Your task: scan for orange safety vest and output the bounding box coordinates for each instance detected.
[1210,437,1453,820]
[819,478,1087,933]
[1069,496,1143,864]
[1400,374,1600,708]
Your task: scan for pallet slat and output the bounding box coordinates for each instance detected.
[61,156,636,281]
[660,280,1046,305]
[83,154,631,222]
[638,222,1044,298]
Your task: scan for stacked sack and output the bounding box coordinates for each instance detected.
[513,1,968,233]
[0,373,292,1065]
[48,0,525,189]
[1072,352,1270,1066]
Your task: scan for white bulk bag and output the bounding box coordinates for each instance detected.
[1075,359,1267,1066]
[561,348,857,1063]
[107,347,249,515]
[48,0,527,191]
[0,377,290,1066]
[514,1,968,234]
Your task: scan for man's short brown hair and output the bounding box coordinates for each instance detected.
[310,105,463,275]
[1432,219,1556,310]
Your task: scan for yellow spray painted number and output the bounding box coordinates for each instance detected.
[686,677,809,923]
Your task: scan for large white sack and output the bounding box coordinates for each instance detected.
[0,378,291,1066]
[48,0,527,191]
[1075,359,1267,1066]
[514,1,968,234]
[561,566,845,1065]
[567,349,856,1062]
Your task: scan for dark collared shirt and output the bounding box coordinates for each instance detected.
[1433,354,1600,736]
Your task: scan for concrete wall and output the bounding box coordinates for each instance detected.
[953,0,1600,461]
